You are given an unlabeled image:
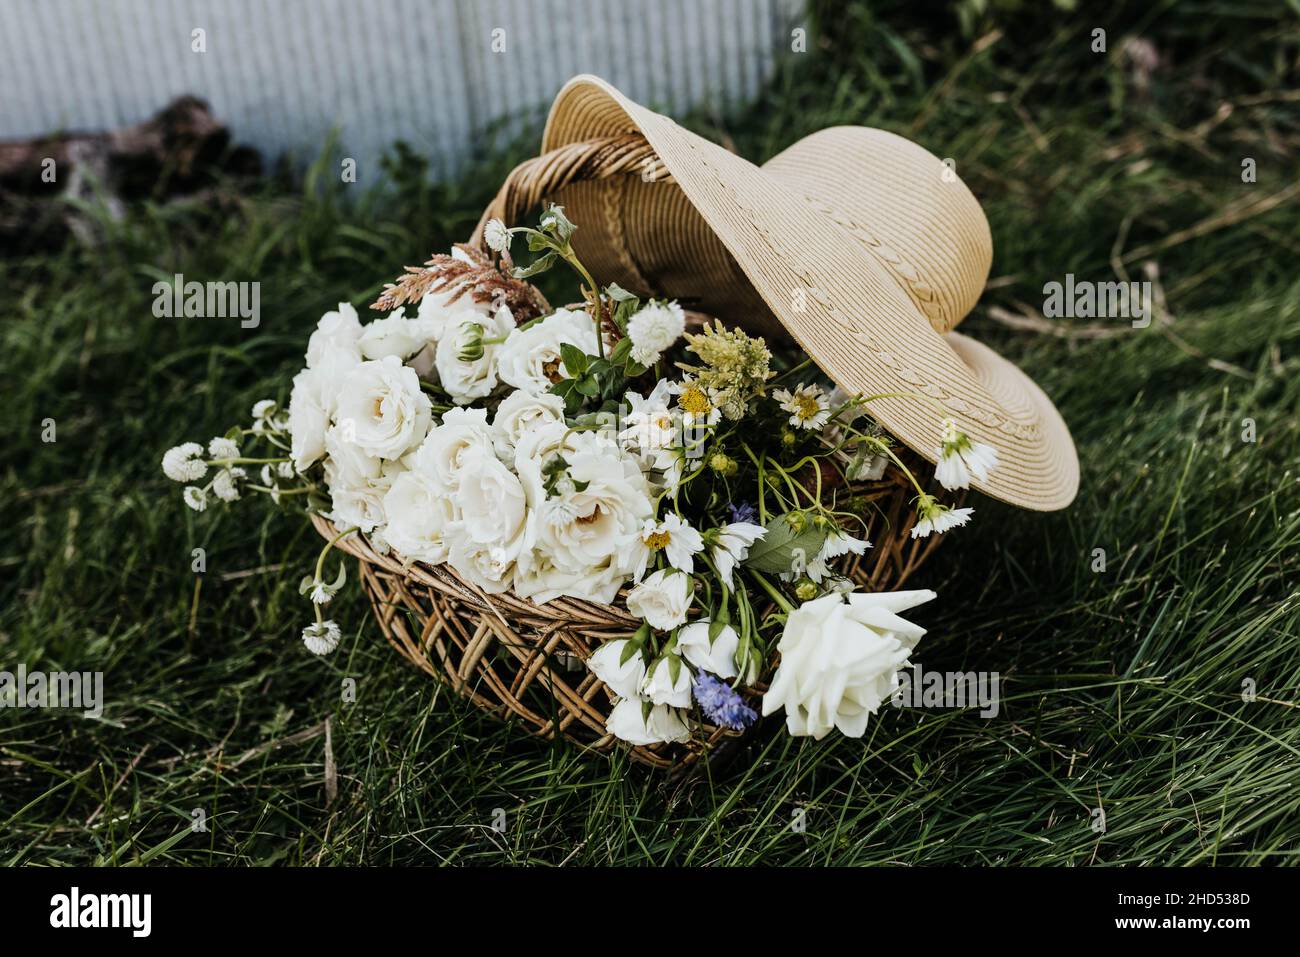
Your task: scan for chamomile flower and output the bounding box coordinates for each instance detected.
[302,620,342,655]
[162,443,207,483]
[774,383,832,430]
[251,399,277,420]
[182,486,209,512]
[631,514,704,580]
[910,495,975,538]
[208,436,240,460]
[309,582,334,605]
[626,300,686,366]
[669,376,722,427]
[933,418,999,490]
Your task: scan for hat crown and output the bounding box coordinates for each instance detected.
[760,127,992,334]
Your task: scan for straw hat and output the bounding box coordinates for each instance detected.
[537,75,1078,511]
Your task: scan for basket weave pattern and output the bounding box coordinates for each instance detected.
[316,453,949,769]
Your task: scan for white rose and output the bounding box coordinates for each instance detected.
[452,446,528,549]
[497,308,599,395]
[676,619,741,679]
[412,406,495,491]
[640,654,692,707]
[761,590,936,739]
[606,698,690,746]
[443,446,531,594]
[625,569,692,631]
[585,639,647,700]
[334,355,432,460]
[288,366,331,471]
[492,389,566,456]
[382,470,457,564]
[436,304,515,404]
[358,308,433,362]
[307,302,363,369]
[322,425,396,533]
[513,429,652,605]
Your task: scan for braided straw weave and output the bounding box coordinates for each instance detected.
[321,137,954,769]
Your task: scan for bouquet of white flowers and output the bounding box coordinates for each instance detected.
[163,206,996,765]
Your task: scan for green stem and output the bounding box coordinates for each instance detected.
[748,569,795,614]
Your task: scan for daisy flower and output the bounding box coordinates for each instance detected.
[631,514,704,580]
[161,442,207,483]
[669,376,722,427]
[774,383,832,430]
[933,418,999,490]
[911,495,975,538]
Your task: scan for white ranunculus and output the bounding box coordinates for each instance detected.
[585,639,647,700]
[625,569,692,631]
[358,308,432,362]
[492,389,566,456]
[640,654,692,707]
[382,469,458,564]
[412,406,495,491]
[334,355,432,460]
[605,697,691,746]
[307,302,363,369]
[676,619,741,679]
[288,366,332,471]
[436,304,515,404]
[497,307,599,395]
[513,430,652,605]
[761,589,936,739]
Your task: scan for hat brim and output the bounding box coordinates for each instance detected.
[541,75,1079,511]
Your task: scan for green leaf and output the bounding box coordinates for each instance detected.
[609,337,633,364]
[619,639,641,666]
[573,376,600,397]
[668,654,682,687]
[329,562,347,591]
[605,282,638,302]
[742,513,829,575]
[560,343,589,376]
[511,251,557,279]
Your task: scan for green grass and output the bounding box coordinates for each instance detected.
[2,1,1299,865]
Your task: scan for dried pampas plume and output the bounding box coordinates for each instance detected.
[370,242,550,320]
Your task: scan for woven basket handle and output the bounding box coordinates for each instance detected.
[469,133,672,249]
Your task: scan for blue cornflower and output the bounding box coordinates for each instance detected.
[693,673,758,731]
[727,501,758,525]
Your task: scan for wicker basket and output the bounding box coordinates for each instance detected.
[316,136,954,769]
